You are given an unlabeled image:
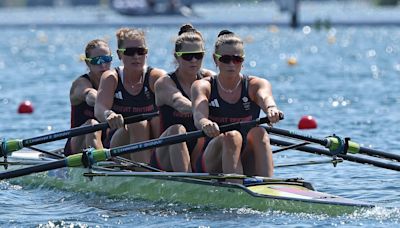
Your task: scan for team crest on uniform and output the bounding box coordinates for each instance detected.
[242,96,251,110]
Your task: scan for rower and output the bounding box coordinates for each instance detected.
[94,28,166,164]
[64,39,112,156]
[191,30,283,177]
[151,24,214,172]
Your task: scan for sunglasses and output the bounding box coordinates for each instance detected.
[85,55,113,65]
[118,47,148,56]
[214,53,245,64]
[175,51,205,61]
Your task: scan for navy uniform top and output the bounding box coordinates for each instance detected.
[208,75,260,126]
[70,74,96,128]
[112,66,158,117]
[195,75,261,172]
[159,71,203,153]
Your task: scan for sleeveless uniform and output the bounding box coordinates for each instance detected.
[150,71,203,170]
[196,75,261,172]
[64,74,108,155]
[111,66,158,117]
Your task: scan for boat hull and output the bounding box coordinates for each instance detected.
[2,151,374,215]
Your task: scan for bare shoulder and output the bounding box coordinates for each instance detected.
[248,75,271,87]
[71,75,85,88]
[71,75,91,92]
[155,74,175,89]
[200,68,216,78]
[150,67,168,77]
[100,69,118,84]
[192,77,211,90]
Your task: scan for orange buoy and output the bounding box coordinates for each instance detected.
[287,56,297,66]
[18,100,34,114]
[298,115,317,129]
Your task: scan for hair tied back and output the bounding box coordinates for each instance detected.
[178,24,197,36]
[218,30,234,37]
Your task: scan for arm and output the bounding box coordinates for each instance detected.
[94,69,123,129]
[249,76,283,124]
[191,79,220,137]
[70,77,96,106]
[148,67,167,93]
[155,76,192,113]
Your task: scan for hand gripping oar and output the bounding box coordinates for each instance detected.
[0,112,158,158]
[0,117,270,180]
[270,138,400,172]
[263,126,400,163]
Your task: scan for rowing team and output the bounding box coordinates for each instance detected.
[65,24,283,178]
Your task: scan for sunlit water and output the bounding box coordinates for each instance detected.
[1,2,400,227]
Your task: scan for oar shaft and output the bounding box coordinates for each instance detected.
[270,138,400,172]
[22,112,158,147]
[359,147,400,162]
[0,112,158,157]
[110,117,269,157]
[263,126,328,145]
[0,159,66,180]
[0,117,268,180]
[264,126,400,162]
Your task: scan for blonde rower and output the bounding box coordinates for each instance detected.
[64,39,112,156]
[95,28,166,163]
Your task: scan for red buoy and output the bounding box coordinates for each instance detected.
[298,115,317,129]
[18,100,34,114]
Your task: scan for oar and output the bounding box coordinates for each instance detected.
[0,117,270,180]
[270,138,400,171]
[263,126,400,162]
[274,158,343,168]
[81,170,307,184]
[0,112,158,158]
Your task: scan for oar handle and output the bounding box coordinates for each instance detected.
[123,111,158,125]
[109,116,271,158]
[219,116,271,133]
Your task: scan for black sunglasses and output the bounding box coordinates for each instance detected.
[175,51,205,61]
[118,47,148,56]
[214,54,244,64]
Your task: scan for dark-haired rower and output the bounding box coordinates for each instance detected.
[191,30,283,177]
[152,24,214,172]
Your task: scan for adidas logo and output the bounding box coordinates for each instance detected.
[209,99,220,107]
[114,91,123,100]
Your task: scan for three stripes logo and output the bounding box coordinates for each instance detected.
[209,99,220,108]
[114,91,123,100]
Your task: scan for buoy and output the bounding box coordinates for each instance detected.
[287,57,297,66]
[298,115,317,129]
[18,100,34,114]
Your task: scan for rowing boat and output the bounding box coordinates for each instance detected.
[3,117,398,215]
[2,150,374,216]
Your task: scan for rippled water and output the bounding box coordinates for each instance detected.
[1,2,400,227]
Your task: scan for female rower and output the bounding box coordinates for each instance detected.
[191,30,283,177]
[64,39,112,156]
[95,27,166,163]
[152,24,214,172]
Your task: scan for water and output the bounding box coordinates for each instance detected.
[1,1,400,227]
